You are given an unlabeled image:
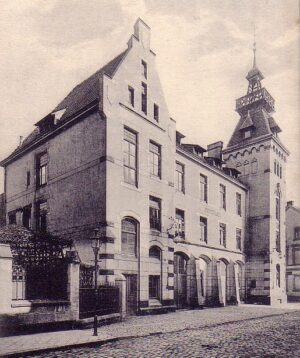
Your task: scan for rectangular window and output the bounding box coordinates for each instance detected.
[294,227,300,241]
[175,209,185,239]
[200,217,207,243]
[149,141,161,178]
[8,211,16,225]
[294,248,300,265]
[149,275,160,299]
[141,82,147,114]
[219,184,226,210]
[142,60,147,79]
[219,223,226,247]
[276,231,280,252]
[153,104,159,121]
[128,86,134,107]
[200,174,207,202]
[26,171,30,187]
[236,228,242,250]
[22,206,31,229]
[123,127,137,186]
[149,196,161,231]
[36,152,48,187]
[294,275,300,291]
[276,197,280,220]
[36,201,47,232]
[175,162,184,193]
[236,193,241,216]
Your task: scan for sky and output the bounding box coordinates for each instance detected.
[0,0,299,204]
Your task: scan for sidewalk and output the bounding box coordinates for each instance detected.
[0,305,299,357]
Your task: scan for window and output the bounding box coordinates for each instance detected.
[200,174,207,202]
[294,275,300,291]
[141,82,147,114]
[219,184,226,210]
[128,86,134,107]
[121,218,138,256]
[153,104,159,121]
[36,201,47,232]
[275,197,280,220]
[276,231,280,252]
[251,159,258,174]
[26,171,30,187]
[274,160,277,175]
[36,152,48,187]
[123,127,137,186]
[149,275,160,299]
[279,166,282,179]
[200,217,207,243]
[149,196,161,231]
[244,130,251,139]
[175,162,184,193]
[294,227,300,241]
[175,209,185,239]
[8,211,16,225]
[12,265,26,300]
[277,163,280,176]
[219,223,226,247]
[236,228,242,250]
[294,247,300,265]
[22,206,31,229]
[149,246,161,260]
[141,60,147,79]
[276,265,280,287]
[149,141,161,178]
[236,193,241,216]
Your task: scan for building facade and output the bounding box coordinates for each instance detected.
[0,19,288,315]
[286,201,300,302]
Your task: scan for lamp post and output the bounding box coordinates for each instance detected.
[91,228,101,336]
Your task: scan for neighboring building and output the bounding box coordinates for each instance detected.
[0,193,5,227]
[0,19,288,316]
[286,201,300,302]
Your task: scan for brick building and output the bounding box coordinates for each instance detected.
[286,201,300,302]
[0,19,288,316]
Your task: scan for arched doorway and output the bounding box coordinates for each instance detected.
[198,256,210,305]
[174,252,189,308]
[218,259,228,306]
[236,261,245,301]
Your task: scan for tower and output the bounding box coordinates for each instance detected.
[223,43,289,305]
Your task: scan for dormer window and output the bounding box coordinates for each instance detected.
[244,130,251,139]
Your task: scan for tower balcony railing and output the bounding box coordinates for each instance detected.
[236,87,275,113]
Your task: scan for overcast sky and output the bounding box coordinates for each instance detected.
[0,0,299,204]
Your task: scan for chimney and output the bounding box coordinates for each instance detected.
[133,18,151,49]
[207,141,223,161]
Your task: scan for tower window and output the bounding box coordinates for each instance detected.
[244,130,251,139]
[128,86,134,107]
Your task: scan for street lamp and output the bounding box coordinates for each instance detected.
[91,228,101,336]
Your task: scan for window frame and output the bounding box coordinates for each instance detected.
[236,192,242,216]
[123,127,138,187]
[153,103,159,121]
[149,141,161,178]
[236,228,242,251]
[141,60,147,79]
[219,223,226,247]
[36,201,47,233]
[121,217,138,257]
[141,82,147,115]
[175,209,185,239]
[149,275,160,300]
[200,216,207,243]
[219,184,226,210]
[128,86,135,107]
[200,174,208,203]
[149,196,161,232]
[175,162,185,193]
[36,152,48,188]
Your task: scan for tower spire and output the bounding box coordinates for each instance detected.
[253,25,256,68]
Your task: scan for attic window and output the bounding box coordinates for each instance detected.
[244,130,251,139]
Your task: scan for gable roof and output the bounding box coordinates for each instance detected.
[1,49,128,166]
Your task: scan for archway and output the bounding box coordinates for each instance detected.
[174,252,189,308]
[197,256,211,305]
[236,261,245,301]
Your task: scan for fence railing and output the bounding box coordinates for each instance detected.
[79,285,120,319]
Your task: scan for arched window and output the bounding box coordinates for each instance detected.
[251,159,258,174]
[149,246,161,260]
[276,264,280,287]
[121,217,138,256]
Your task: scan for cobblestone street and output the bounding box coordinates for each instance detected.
[25,310,300,358]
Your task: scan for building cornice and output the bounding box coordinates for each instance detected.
[176,146,248,191]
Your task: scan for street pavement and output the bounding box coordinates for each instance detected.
[0,305,299,357]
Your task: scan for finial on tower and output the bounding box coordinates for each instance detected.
[253,24,256,68]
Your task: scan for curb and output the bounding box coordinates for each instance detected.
[1,310,297,357]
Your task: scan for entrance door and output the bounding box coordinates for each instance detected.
[174,253,188,308]
[125,274,137,316]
